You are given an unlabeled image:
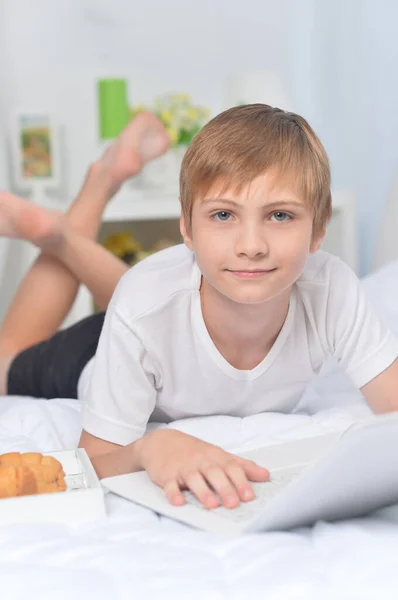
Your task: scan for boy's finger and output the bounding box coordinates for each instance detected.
[183,471,220,509]
[223,462,255,502]
[163,480,186,506]
[201,466,240,509]
[237,457,270,482]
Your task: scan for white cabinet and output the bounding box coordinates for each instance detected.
[321,190,357,272]
[102,187,181,223]
[66,187,357,326]
[102,187,357,261]
[102,186,358,269]
[1,188,358,328]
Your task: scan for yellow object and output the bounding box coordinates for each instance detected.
[165,126,179,145]
[103,231,176,267]
[130,93,210,148]
[160,110,173,125]
[103,231,142,260]
[186,107,199,121]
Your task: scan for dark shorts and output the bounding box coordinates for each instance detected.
[7,312,105,399]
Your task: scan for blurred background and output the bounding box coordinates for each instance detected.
[0,0,398,323]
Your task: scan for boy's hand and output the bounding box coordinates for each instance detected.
[136,429,269,509]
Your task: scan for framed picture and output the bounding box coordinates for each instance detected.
[11,113,61,191]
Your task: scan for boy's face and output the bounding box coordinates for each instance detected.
[180,170,325,306]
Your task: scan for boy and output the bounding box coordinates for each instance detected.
[80,104,398,511]
[1,105,398,512]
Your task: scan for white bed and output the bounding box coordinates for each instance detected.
[2,261,398,600]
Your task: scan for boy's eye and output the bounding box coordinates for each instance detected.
[271,211,291,222]
[212,211,232,222]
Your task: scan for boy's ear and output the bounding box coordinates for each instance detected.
[180,210,193,251]
[309,228,326,254]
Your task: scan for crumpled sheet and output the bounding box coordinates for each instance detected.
[1,392,398,600]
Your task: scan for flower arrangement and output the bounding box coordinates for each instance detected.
[130,94,210,147]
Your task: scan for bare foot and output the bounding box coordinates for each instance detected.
[99,112,171,191]
[0,192,63,246]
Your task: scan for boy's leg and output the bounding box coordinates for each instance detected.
[0,169,115,354]
[33,218,130,312]
[0,112,170,356]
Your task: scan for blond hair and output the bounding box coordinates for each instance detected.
[180,104,331,237]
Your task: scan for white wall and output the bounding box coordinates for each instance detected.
[0,0,307,321]
[1,0,296,201]
[307,0,398,273]
[0,0,18,309]
[1,0,398,285]
[0,2,8,191]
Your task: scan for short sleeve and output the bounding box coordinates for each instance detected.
[81,306,158,445]
[327,259,398,388]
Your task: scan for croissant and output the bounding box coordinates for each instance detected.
[0,452,67,498]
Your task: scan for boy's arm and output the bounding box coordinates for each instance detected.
[79,430,121,460]
[81,306,158,447]
[360,358,398,414]
[78,430,143,479]
[80,427,269,509]
[326,259,398,396]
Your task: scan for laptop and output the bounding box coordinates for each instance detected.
[102,412,398,535]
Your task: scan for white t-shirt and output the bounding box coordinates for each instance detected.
[81,245,398,446]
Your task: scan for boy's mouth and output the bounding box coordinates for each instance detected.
[228,269,276,279]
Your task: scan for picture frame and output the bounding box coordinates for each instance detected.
[11,113,61,193]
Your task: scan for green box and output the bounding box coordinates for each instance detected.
[97,79,129,140]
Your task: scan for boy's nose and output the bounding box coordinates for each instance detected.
[235,224,269,258]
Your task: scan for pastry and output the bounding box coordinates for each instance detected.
[0,452,67,498]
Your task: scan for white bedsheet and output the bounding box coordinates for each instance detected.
[1,261,398,600]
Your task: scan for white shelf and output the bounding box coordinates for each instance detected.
[103,187,358,273]
[33,185,349,224]
[30,184,357,273]
[104,187,348,223]
[103,187,180,222]
[322,190,357,272]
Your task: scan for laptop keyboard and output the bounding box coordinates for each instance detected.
[182,464,305,523]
